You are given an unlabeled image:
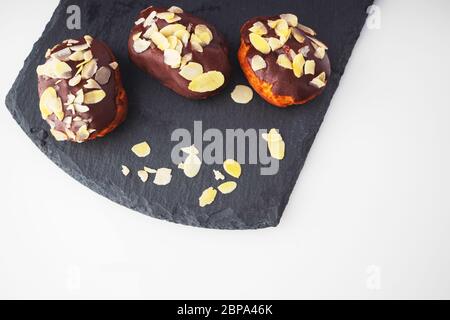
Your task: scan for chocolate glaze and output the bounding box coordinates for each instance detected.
[128,6,231,100]
[240,16,331,104]
[38,37,127,141]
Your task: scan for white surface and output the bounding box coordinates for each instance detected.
[1,0,450,300]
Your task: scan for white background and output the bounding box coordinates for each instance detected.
[1,0,450,299]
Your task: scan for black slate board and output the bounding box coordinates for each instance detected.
[5,0,373,229]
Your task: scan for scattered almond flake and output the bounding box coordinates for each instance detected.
[267,37,283,51]
[292,28,306,44]
[144,11,157,27]
[310,72,327,89]
[84,35,94,46]
[308,36,328,50]
[298,23,316,36]
[276,54,293,70]
[167,35,178,49]
[138,170,149,183]
[84,89,106,104]
[273,19,290,38]
[157,11,175,21]
[131,142,151,158]
[135,17,146,25]
[190,37,204,53]
[181,145,200,155]
[76,125,90,142]
[179,154,202,178]
[144,167,157,174]
[55,80,62,85]
[143,23,159,39]
[75,104,90,113]
[109,62,119,70]
[293,54,306,78]
[121,165,130,176]
[199,187,218,208]
[231,85,254,104]
[279,29,292,45]
[249,21,268,35]
[54,60,73,79]
[75,89,85,105]
[81,59,98,79]
[223,159,242,179]
[218,181,238,195]
[174,39,184,54]
[175,29,191,47]
[180,53,193,67]
[63,116,72,127]
[51,129,68,142]
[84,50,93,62]
[68,74,82,87]
[70,43,90,52]
[150,31,170,51]
[160,23,186,37]
[195,24,213,46]
[251,55,267,72]
[299,45,310,57]
[314,46,326,59]
[213,170,225,181]
[188,71,225,93]
[133,38,151,54]
[133,32,143,41]
[165,15,182,24]
[84,79,101,89]
[153,168,172,186]
[51,47,72,61]
[280,13,298,27]
[267,19,279,29]
[65,39,80,45]
[39,87,58,119]
[163,49,182,68]
[168,6,184,14]
[179,62,204,81]
[65,128,76,140]
[249,33,271,55]
[304,60,316,75]
[95,66,111,85]
[262,129,285,160]
[69,51,84,61]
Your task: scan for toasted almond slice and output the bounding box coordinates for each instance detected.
[164,49,181,68]
[231,85,254,104]
[95,66,111,85]
[179,62,204,81]
[84,50,93,62]
[263,129,285,160]
[223,159,242,179]
[180,153,202,178]
[249,21,268,35]
[298,23,317,36]
[199,187,218,208]
[292,27,305,43]
[299,45,311,57]
[268,37,283,51]
[54,60,73,79]
[157,12,175,20]
[121,165,130,176]
[109,62,119,70]
[51,48,72,61]
[138,170,149,183]
[262,129,283,143]
[181,145,200,155]
[150,31,170,51]
[280,13,298,27]
[274,19,290,38]
[144,167,157,174]
[135,17,145,25]
[69,50,84,61]
[133,38,151,53]
[218,181,238,194]
[84,35,94,46]
[75,104,89,113]
[39,87,57,119]
[267,19,280,29]
[81,59,98,79]
[181,53,193,67]
[76,125,90,142]
[153,168,172,186]
[251,55,267,72]
[133,32,142,41]
[213,170,225,181]
[74,89,84,105]
[68,74,82,87]
[314,46,326,60]
[168,34,179,50]
[276,54,293,70]
[84,89,106,104]
[70,43,90,52]
[188,71,225,93]
[310,72,327,89]
[308,36,329,50]
[160,23,186,37]
[84,79,101,89]
[293,54,306,78]
[175,29,191,47]
[132,142,151,158]
[249,33,271,54]
[168,6,184,14]
[190,37,204,53]
[304,60,316,75]
[144,11,157,27]
[51,129,68,142]
[195,24,213,46]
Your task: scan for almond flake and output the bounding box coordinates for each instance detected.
[292,28,306,43]
[181,145,200,155]
[199,187,218,208]
[164,49,181,68]
[195,24,213,46]
[144,11,157,27]
[144,167,157,174]
[273,19,290,38]
[262,129,285,160]
[160,23,186,37]
[293,54,306,78]
[133,32,143,41]
[135,17,145,25]
[138,170,149,183]
[121,165,130,176]
[231,85,254,104]
[280,14,298,27]
[81,59,98,79]
[213,170,225,181]
[153,168,172,186]
[84,79,101,89]
[68,74,82,87]
[188,71,225,93]
[268,37,283,51]
[190,37,204,53]
[223,159,242,179]
[249,33,271,54]
[276,54,293,70]
[168,6,184,14]
[298,23,316,36]
[75,104,90,113]
[95,66,111,85]
[249,21,268,36]
[84,89,106,104]
[84,50,93,62]
[251,55,267,72]
[84,35,94,46]
[179,62,204,81]
[304,60,316,75]
[175,29,191,47]
[109,62,119,70]
[51,48,72,61]
[308,36,329,50]
[150,32,170,51]
[76,125,90,142]
[218,181,238,195]
[131,142,151,158]
[39,87,61,119]
[133,38,151,53]
[181,53,193,67]
[69,51,85,61]
[314,46,326,59]
[51,129,68,142]
[70,43,90,52]
[157,12,175,20]
[310,72,327,89]
[299,45,310,57]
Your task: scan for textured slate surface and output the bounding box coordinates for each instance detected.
[5,0,373,229]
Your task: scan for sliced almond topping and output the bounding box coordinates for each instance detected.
[68,50,84,61]
[273,19,290,38]
[84,89,106,104]
[133,32,142,41]
[157,12,175,21]
[163,49,182,68]
[166,15,182,24]
[268,37,283,51]
[175,29,191,47]
[249,21,268,35]
[310,72,327,89]
[160,23,187,37]
[70,43,90,52]
[39,87,60,120]
[276,54,293,70]
[133,38,151,53]
[76,125,90,142]
[150,31,170,51]
[251,55,267,72]
[131,142,151,158]
[95,66,111,85]
[84,35,94,46]
[314,46,326,60]
[135,17,145,25]
[181,145,200,155]
[188,71,225,93]
[262,129,285,160]
[280,13,298,27]
[109,62,119,70]
[179,145,202,178]
[144,167,157,174]
[231,85,254,104]
[168,6,184,14]
[180,53,193,67]
[195,24,213,46]
[84,50,93,62]
[68,74,82,87]
[121,165,130,176]
[144,11,157,27]
[143,23,158,39]
[308,36,329,50]
[138,170,149,183]
[223,159,242,179]
[292,27,305,44]
[199,187,218,208]
[293,54,306,78]
[298,23,317,36]
[218,181,238,195]
[75,104,89,113]
[299,45,311,57]
[190,36,204,53]
[179,62,204,81]
[51,129,68,142]
[249,33,271,55]
[54,60,73,79]
[81,59,98,80]
[213,170,225,181]
[74,89,84,105]
[153,168,172,186]
[267,19,280,29]
[304,60,316,75]
[84,79,101,89]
